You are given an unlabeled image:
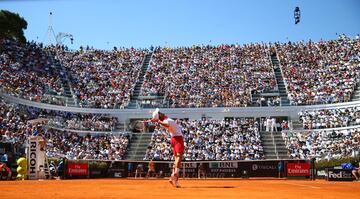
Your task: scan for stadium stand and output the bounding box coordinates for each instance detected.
[141,44,276,108]
[1,36,360,163]
[0,39,65,105]
[282,126,360,160]
[144,118,264,161]
[276,35,360,105]
[298,106,360,129]
[0,97,128,160]
[47,113,118,131]
[45,129,129,160]
[55,47,148,108]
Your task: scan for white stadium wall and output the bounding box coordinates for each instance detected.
[1,92,359,122]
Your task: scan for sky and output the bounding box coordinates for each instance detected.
[1,0,359,50]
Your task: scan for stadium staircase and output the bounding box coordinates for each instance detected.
[127,52,153,109]
[115,122,127,132]
[125,133,152,160]
[271,54,290,106]
[351,81,360,101]
[260,131,288,159]
[50,53,77,107]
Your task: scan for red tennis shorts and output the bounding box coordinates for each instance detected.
[170,136,184,156]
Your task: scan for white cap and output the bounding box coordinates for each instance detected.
[152,108,160,120]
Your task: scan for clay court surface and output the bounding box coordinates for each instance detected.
[0,179,359,199]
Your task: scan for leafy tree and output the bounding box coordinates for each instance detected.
[0,10,28,43]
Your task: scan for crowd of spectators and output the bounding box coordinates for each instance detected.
[141,44,276,107]
[144,118,264,161]
[56,46,147,108]
[2,37,359,108]
[299,106,360,129]
[0,98,128,160]
[282,127,360,160]
[256,96,281,107]
[0,99,119,132]
[0,40,65,105]
[47,113,118,131]
[276,35,360,105]
[0,98,38,154]
[45,129,129,160]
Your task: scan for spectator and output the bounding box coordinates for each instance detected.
[299,107,360,129]
[282,127,360,160]
[0,40,65,105]
[276,36,360,105]
[141,44,276,108]
[145,118,264,161]
[56,47,148,108]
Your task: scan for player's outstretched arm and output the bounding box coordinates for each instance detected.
[145,119,170,128]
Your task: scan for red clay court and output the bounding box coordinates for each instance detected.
[0,179,359,199]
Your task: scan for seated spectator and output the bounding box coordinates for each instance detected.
[282,127,360,160]
[56,47,148,108]
[0,39,65,105]
[145,118,264,161]
[45,129,130,160]
[276,36,360,105]
[299,107,360,129]
[141,44,276,108]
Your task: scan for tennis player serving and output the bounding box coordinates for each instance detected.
[145,108,184,188]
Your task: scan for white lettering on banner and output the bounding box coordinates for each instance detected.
[328,171,352,179]
[210,168,236,173]
[317,170,326,177]
[68,168,87,174]
[288,169,310,174]
[252,164,276,171]
[210,162,238,169]
[69,164,87,175]
[28,141,37,178]
[219,162,238,168]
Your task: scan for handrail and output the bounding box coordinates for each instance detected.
[270,130,279,159]
[45,125,131,135]
[282,124,360,133]
[1,91,360,119]
[266,44,278,92]
[275,48,291,103]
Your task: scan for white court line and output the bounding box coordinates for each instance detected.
[284,182,321,189]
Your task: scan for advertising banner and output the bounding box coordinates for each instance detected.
[67,163,88,176]
[108,162,127,178]
[242,161,279,177]
[207,161,238,178]
[326,169,353,181]
[287,163,310,177]
[27,137,39,180]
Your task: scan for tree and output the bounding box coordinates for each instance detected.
[0,10,28,43]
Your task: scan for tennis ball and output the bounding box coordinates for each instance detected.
[17,166,26,175]
[17,157,27,168]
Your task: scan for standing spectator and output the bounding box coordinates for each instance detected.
[271,118,277,132]
[277,161,284,178]
[198,163,206,179]
[135,163,144,179]
[266,118,272,132]
[146,159,155,179]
